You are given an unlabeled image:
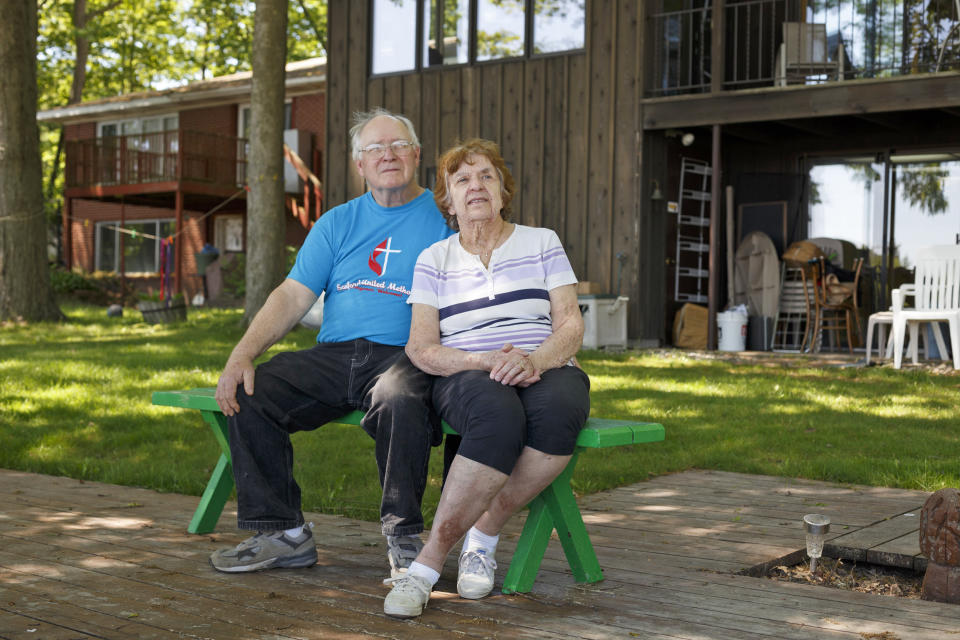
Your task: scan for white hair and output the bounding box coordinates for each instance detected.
[350,107,420,160]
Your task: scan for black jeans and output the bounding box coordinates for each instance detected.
[229,339,438,536]
[432,366,590,475]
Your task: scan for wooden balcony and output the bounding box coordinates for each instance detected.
[648,0,960,98]
[64,129,248,200]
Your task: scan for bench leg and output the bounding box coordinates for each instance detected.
[188,453,234,534]
[187,410,234,534]
[501,452,603,594]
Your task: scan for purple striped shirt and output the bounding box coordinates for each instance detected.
[408,225,578,352]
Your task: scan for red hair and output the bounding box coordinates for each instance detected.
[433,138,515,230]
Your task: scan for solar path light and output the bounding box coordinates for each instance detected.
[803,513,831,573]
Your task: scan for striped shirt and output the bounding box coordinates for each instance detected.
[408,224,577,352]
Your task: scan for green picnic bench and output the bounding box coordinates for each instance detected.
[151,387,664,593]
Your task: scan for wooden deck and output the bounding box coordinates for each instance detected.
[3,468,959,639]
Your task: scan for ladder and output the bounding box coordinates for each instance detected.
[673,157,712,304]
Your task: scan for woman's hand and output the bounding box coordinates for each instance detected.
[488,343,541,386]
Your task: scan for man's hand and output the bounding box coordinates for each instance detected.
[215,354,256,416]
[488,343,541,387]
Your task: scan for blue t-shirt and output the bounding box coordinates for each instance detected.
[288,190,453,345]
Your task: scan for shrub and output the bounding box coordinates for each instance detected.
[221,246,299,299]
[50,266,136,306]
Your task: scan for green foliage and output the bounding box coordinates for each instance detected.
[50,266,97,294]
[221,253,247,298]
[49,266,136,305]
[3,309,960,527]
[36,0,328,240]
[222,245,298,299]
[899,164,949,215]
[846,162,950,216]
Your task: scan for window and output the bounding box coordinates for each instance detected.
[238,103,293,139]
[238,103,293,185]
[370,0,585,75]
[424,0,470,67]
[533,0,585,55]
[95,219,175,274]
[476,0,525,61]
[372,0,418,74]
[214,215,245,253]
[98,115,179,183]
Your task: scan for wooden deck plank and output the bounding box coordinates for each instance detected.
[867,532,928,571]
[0,606,105,639]
[826,512,922,562]
[2,468,955,640]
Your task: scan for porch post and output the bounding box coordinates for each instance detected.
[119,197,126,289]
[62,197,72,268]
[175,189,183,294]
[708,124,722,349]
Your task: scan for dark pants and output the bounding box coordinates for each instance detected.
[432,366,590,475]
[229,339,438,536]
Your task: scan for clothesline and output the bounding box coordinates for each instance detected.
[65,187,247,242]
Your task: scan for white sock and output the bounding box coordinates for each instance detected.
[463,526,499,557]
[283,525,304,538]
[406,561,440,586]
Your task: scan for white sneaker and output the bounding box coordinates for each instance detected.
[383,574,432,618]
[457,549,497,599]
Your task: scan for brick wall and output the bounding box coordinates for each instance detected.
[65,122,95,141]
[180,104,236,137]
[70,199,207,299]
[292,93,325,176]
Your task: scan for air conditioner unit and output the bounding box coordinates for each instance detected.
[283,129,312,193]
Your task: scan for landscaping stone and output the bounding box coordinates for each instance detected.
[919,487,960,602]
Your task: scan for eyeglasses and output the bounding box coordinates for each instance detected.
[359,140,416,159]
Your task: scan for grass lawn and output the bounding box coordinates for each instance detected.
[2,302,958,527]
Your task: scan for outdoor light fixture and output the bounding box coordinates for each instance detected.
[665,129,695,147]
[803,513,831,572]
[651,180,664,201]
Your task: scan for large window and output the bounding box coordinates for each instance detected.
[95,219,175,274]
[809,152,960,311]
[371,0,585,75]
[98,115,179,183]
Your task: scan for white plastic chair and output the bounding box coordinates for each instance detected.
[891,245,960,369]
[865,310,942,364]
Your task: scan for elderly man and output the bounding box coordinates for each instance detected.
[210,108,452,579]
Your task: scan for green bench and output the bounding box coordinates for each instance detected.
[151,387,664,593]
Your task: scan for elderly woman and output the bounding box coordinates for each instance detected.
[383,138,590,618]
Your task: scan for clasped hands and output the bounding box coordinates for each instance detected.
[488,343,541,387]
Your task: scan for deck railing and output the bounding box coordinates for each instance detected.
[649,0,960,97]
[65,130,248,189]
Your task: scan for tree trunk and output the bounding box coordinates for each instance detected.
[244,0,289,324]
[0,0,63,322]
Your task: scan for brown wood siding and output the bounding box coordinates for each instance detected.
[586,0,613,289]
[325,1,661,341]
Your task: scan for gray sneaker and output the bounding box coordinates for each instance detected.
[384,574,432,618]
[386,534,423,579]
[210,523,317,573]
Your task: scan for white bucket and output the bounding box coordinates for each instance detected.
[717,310,748,351]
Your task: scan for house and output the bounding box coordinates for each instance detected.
[43,0,960,348]
[38,58,326,301]
[322,0,960,347]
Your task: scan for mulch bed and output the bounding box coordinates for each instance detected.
[767,556,923,599]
